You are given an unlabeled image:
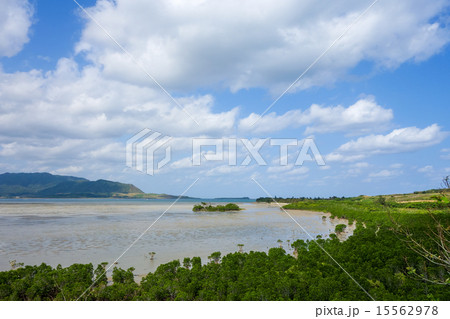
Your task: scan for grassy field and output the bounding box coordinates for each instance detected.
[282,189,450,229]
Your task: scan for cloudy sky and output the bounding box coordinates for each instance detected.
[1,0,450,198]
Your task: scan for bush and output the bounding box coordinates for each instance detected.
[192,203,241,212]
[335,224,347,233]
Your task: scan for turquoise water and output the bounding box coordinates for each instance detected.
[0,200,352,275]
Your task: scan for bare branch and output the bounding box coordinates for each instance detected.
[390,210,450,285]
[442,175,450,189]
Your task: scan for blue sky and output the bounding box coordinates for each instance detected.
[0,0,450,198]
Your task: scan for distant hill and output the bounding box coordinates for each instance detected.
[0,172,143,198]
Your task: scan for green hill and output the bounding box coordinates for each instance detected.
[0,172,143,198]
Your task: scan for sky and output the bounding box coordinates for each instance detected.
[0,0,450,198]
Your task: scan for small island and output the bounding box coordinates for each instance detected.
[192,202,242,212]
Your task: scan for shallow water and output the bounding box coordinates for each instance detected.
[0,200,353,275]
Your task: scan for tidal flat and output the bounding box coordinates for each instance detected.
[0,199,353,275]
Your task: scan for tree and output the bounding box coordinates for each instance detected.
[208,252,221,264]
[392,213,450,286]
[93,262,108,289]
[9,260,23,270]
[442,176,450,189]
[277,239,283,248]
[376,196,386,206]
[183,257,191,270]
[224,203,240,211]
[291,239,307,258]
[335,224,347,234]
[404,221,449,285]
[112,267,135,285]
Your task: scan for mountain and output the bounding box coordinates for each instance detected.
[0,172,143,198]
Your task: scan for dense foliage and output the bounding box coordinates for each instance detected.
[255,197,274,203]
[334,224,347,233]
[192,203,241,212]
[1,225,448,301]
[283,196,450,227]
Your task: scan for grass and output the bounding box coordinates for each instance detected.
[282,191,450,229]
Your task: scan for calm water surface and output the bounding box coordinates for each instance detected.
[0,199,353,275]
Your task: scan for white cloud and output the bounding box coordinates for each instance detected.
[418,165,433,173]
[346,162,370,175]
[287,166,310,176]
[266,165,309,181]
[324,153,365,163]
[239,96,393,134]
[51,166,83,175]
[0,139,88,160]
[75,0,450,94]
[204,165,251,177]
[170,156,194,170]
[369,169,403,178]
[239,110,302,134]
[327,124,448,162]
[303,97,393,135]
[0,0,33,57]
[266,165,293,174]
[353,162,370,168]
[0,56,242,175]
[0,58,239,141]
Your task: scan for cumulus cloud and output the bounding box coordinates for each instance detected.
[239,96,393,134]
[0,56,241,175]
[0,0,33,57]
[327,124,448,162]
[75,0,450,94]
[0,58,239,141]
[302,97,393,134]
